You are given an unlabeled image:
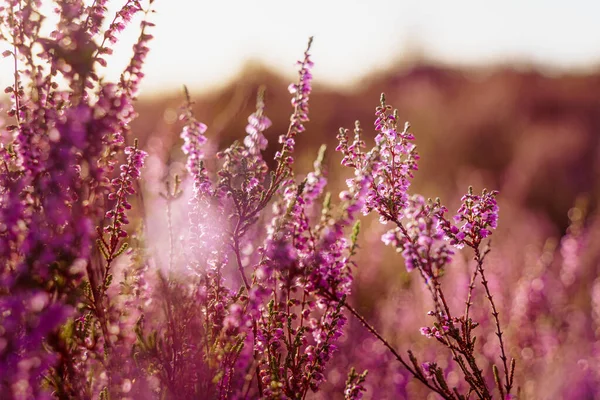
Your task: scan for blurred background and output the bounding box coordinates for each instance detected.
[3,1,600,397]
[72,0,600,228]
[2,1,600,219]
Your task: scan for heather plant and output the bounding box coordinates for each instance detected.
[334,97,515,399]
[0,0,154,397]
[4,2,597,400]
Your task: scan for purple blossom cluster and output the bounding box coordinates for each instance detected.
[344,367,368,399]
[244,89,271,156]
[438,187,500,248]
[337,95,419,222]
[100,141,147,262]
[381,195,454,275]
[275,37,313,169]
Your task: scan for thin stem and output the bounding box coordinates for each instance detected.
[10,3,22,128]
[254,321,264,397]
[230,224,261,396]
[464,265,479,343]
[86,251,112,351]
[474,246,511,395]
[159,272,180,386]
[341,299,455,399]
[233,233,250,290]
[392,217,490,399]
[164,177,180,272]
[431,278,488,400]
[436,283,453,319]
[229,179,252,290]
[241,359,257,399]
[166,195,174,271]
[81,0,100,33]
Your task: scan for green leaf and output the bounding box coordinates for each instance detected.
[114,242,129,258]
[97,239,109,260]
[104,274,113,289]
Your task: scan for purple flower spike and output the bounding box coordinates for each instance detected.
[244,89,271,156]
[336,95,419,222]
[101,140,147,261]
[438,187,500,248]
[275,37,314,168]
[382,195,453,275]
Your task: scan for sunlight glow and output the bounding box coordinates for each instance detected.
[1,0,599,95]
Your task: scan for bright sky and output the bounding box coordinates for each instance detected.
[1,0,600,94]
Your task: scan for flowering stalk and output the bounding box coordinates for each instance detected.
[344,367,368,400]
[274,36,314,174]
[159,175,183,271]
[438,188,514,396]
[336,96,511,399]
[94,0,144,61]
[119,0,156,99]
[98,139,148,266]
[0,2,154,397]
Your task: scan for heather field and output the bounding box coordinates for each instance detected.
[1,2,600,399]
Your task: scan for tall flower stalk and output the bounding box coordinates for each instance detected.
[337,96,513,399]
[0,1,154,397]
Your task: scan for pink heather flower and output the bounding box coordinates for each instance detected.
[288,39,313,133]
[99,1,143,47]
[438,187,500,248]
[179,90,211,200]
[367,96,419,220]
[0,102,110,397]
[262,181,306,279]
[421,362,435,379]
[181,121,208,178]
[179,91,228,273]
[344,368,368,400]
[302,145,328,208]
[101,141,147,259]
[337,95,418,222]
[275,37,313,167]
[336,121,367,172]
[119,8,156,98]
[0,293,73,399]
[419,327,432,338]
[85,0,110,35]
[382,195,453,275]
[0,2,160,397]
[420,313,456,340]
[244,94,271,156]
